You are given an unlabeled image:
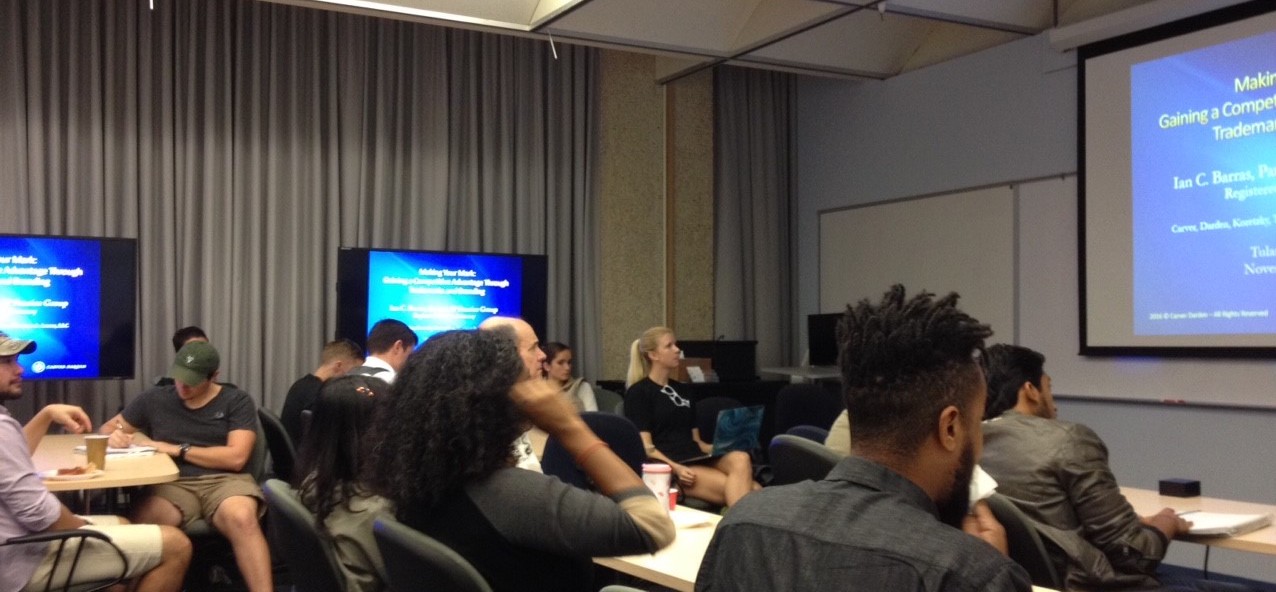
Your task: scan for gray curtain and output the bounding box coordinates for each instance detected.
[713,66,794,368]
[0,0,600,422]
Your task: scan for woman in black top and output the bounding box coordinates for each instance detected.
[624,326,759,507]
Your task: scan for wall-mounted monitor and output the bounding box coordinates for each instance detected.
[0,234,137,380]
[807,313,841,367]
[336,247,548,350]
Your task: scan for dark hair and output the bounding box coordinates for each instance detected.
[294,375,386,523]
[838,285,992,456]
[364,330,525,511]
[321,339,363,364]
[366,319,418,354]
[539,341,571,377]
[982,344,1045,420]
[171,326,208,352]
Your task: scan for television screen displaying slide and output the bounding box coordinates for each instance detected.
[1081,3,1276,356]
[0,234,137,379]
[336,248,548,349]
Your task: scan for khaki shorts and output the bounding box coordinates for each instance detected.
[147,473,265,528]
[23,516,162,591]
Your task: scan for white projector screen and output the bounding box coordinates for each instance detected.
[1081,2,1276,356]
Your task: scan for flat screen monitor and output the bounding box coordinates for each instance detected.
[336,247,548,350]
[807,313,841,367]
[0,234,137,380]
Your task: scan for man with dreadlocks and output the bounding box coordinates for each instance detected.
[696,285,1031,592]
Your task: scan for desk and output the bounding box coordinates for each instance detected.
[33,434,180,492]
[1121,487,1276,555]
[593,507,721,592]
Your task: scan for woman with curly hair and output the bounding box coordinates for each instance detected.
[624,326,759,507]
[294,375,393,592]
[363,329,675,592]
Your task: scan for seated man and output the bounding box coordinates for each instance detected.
[0,332,191,592]
[280,338,364,442]
[696,286,1031,591]
[349,319,418,384]
[980,344,1245,592]
[103,341,273,592]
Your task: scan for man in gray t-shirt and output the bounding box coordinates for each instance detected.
[103,342,274,592]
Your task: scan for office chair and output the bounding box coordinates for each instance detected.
[593,388,623,415]
[258,408,298,483]
[373,517,493,592]
[261,479,349,592]
[542,412,646,490]
[767,434,842,486]
[785,424,831,443]
[984,494,1065,589]
[1,530,128,592]
[773,383,845,435]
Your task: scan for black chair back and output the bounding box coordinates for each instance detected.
[1,530,127,592]
[593,388,623,415]
[694,396,743,442]
[773,383,845,435]
[768,434,842,486]
[542,412,646,489]
[984,494,1065,589]
[261,479,349,592]
[374,517,493,592]
[259,408,297,483]
[785,424,830,443]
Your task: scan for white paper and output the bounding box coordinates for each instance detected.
[969,465,998,509]
[74,444,157,456]
[1182,512,1272,536]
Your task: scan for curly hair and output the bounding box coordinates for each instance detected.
[837,285,993,457]
[294,375,386,524]
[363,329,525,511]
[982,344,1045,420]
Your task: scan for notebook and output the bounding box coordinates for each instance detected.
[681,405,765,464]
[73,444,157,456]
[1182,512,1272,537]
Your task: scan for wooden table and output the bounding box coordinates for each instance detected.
[1121,487,1276,555]
[593,506,722,592]
[33,434,179,493]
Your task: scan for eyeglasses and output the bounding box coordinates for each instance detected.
[660,384,690,408]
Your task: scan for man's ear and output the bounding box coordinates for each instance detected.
[937,405,962,452]
[1018,381,1039,407]
[210,370,222,383]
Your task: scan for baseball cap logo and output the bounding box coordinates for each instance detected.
[186,355,195,364]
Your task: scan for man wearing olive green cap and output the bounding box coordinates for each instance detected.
[101,342,274,592]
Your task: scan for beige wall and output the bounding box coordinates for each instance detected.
[597,51,714,381]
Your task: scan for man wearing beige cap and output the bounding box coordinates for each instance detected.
[0,332,192,592]
[103,341,272,592]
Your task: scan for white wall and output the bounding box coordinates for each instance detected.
[795,33,1276,582]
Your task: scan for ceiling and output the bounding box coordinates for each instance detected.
[262,0,1240,83]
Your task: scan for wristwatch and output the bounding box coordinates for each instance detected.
[178,442,191,461]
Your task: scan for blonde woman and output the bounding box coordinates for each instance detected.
[623,327,758,507]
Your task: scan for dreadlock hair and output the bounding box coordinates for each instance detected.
[294,374,385,524]
[363,329,525,513]
[981,344,1045,420]
[837,285,993,458]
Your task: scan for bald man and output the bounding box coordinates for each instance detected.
[478,317,547,472]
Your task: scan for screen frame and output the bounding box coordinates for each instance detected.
[1077,0,1276,359]
[0,233,138,380]
[335,246,549,352]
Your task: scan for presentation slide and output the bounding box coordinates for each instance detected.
[1130,29,1276,336]
[1082,5,1276,353]
[0,236,102,379]
[366,250,524,340]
